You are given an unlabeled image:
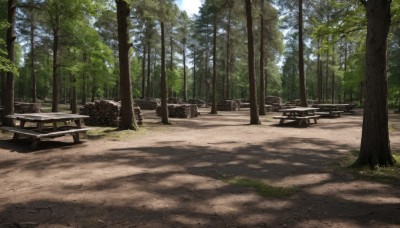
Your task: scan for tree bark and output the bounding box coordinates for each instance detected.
[141,42,146,98]
[210,12,218,114]
[29,0,37,103]
[3,0,16,126]
[116,0,139,130]
[160,21,169,124]
[245,0,260,125]
[317,39,322,103]
[355,0,394,168]
[51,4,60,112]
[225,5,232,99]
[298,0,307,107]
[146,43,151,98]
[259,0,266,116]
[183,42,187,101]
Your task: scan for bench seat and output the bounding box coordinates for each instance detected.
[1,126,92,149]
[273,115,320,126]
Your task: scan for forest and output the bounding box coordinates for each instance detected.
[0,0,399,167]
[0,0,398,109]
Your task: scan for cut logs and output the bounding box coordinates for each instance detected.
[14,102,41,113]
[134,99,160,110]
[156,104,200,118]
[80,100,143,127]
[217,100,240,111]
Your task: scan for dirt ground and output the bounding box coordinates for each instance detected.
[0,108,399,227]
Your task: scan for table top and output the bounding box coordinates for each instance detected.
[312,104,349,107]
[6,113,89,122]
[279,107,319,112]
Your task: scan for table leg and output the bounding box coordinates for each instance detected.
[31,138,40,149]
[72,133,80,143]
[37,122,45,132]
[74,119,82,128]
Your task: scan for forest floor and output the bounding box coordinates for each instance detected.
[0,108,399,227]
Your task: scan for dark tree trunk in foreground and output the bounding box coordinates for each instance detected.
[116,0,139,130]
[146,44,151,98]
[210,12,218,114]
[160,21,169,124]
[51,4,60,112]
[29,0,37,103]
[259,0,266,116]
[355,0,394,168]
[3,0,16,126]
[182,42,187,101]
[141,43,146,98]
[245,0,260,125]
[298,0,307,107]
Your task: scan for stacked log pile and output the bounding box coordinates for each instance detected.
[14,102,41,113]
[188,99,208,108]
[265,96,283,111]
[80,100,143,126]
[217,100,239,111]
[156,104,200,118]
[134,99,160,110]
[167,97,184,104]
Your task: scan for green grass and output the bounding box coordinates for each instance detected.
[221,175,295,198]
[335,150,400,184]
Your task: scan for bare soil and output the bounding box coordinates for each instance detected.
[0,108,399,227]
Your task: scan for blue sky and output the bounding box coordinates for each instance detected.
[176,0,202,17]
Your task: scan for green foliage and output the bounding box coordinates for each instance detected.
[167,68,183,95]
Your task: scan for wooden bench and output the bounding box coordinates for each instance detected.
[1,126,92,149]
[315,111,343,117]
[273,115,320,126]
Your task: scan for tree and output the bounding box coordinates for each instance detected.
[354,0,395,168]
[298,0,307,107]
[3,0,17,126]
[259,0,266,116]
[116,0,139,130]
[245,0,260,125]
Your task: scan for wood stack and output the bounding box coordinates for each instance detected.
[265,96,283,111]
[134,99,160,110]
[217,100,240,111]
[14,102,41,113]
[168,97,184,104]
[188,99,208,108]
[156,104,200,118]
[80,100,143,126]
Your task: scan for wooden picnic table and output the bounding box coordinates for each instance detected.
[273,107,320,126]
[311,104,348,117]
[1,113,91,149]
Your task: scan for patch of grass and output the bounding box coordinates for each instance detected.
[221,175,295,198]
[86,127,148,141]
[335,150,400,185]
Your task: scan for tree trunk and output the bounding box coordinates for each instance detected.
[183,43,187,101]
[355,0,394,168]
[160,21,169,124]
[30,0,37,103]
[3,0,16,126]
[259,0,266,116]
[141,42,146,98]
[193,47,196,99]
[146,44,151,98]
[71,74,77,114]
[317,39,322,103]
[210,13,218,114]
[245,0,260,125]
[298,0,307,107]
[51,7,60,112]
[226,5,232,99]
[116,0,139,130]
[331,40,336,104]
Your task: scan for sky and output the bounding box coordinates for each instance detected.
[177,0,202,17]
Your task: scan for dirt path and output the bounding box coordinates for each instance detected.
[0,109,399,227]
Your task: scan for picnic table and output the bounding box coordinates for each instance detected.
[312,104,347,117]
[1,113,91,149]
[273,107,320,126]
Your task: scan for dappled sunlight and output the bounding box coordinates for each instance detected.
[279,173,332,187]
